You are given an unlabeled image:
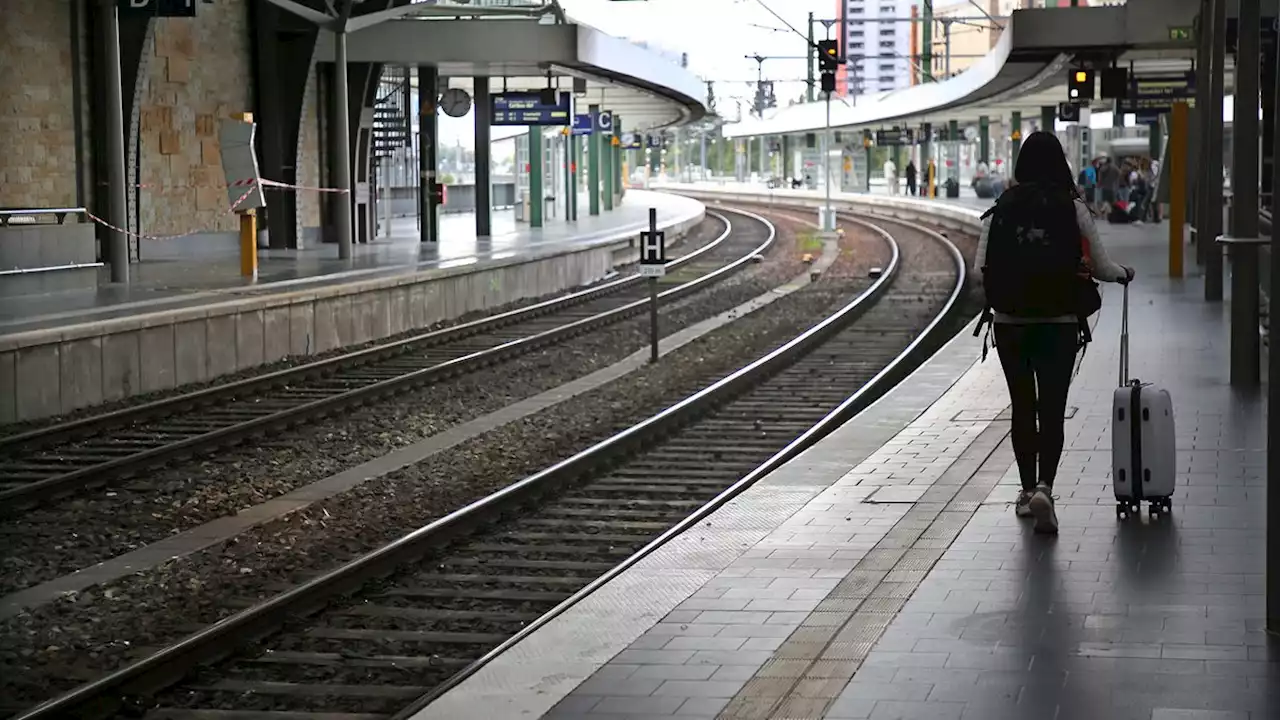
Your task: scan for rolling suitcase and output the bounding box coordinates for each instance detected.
[1112,283,1177,520]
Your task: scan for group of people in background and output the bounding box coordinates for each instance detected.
[1077,155,1160,224]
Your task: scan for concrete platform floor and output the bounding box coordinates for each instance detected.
[2,190,694,337]
[419,213,1276,720]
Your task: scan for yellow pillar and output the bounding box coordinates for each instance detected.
[1168,102,1188,278]
[232,112,258,279]
[239,209,258,279]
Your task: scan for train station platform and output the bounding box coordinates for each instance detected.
[0,190,703,424]
[420,211,1274,719]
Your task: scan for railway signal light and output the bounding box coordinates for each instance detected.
[1068,68,1095,101]
[817,39,840,72]
[820,71,836,93]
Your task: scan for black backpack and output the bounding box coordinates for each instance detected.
[980,183,1087,318]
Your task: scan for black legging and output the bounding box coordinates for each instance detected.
[993,323,1079,491]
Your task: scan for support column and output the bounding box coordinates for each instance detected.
[782,135,791,180]
[1169,103,1188,279]
[332,28,353,259]
[602,117,614,212]
[614,116,624,202]
[1149,114,1163,160]
[978,116,989,164]
[99,0,129,282]
[948,120,959,182]
[1010,111,1022,168]
[417,66,439,244]
[588,104,600,216]
[565,133,575,221]
[1040,105,1056,133]
[1227,0,1261,385]
[1268,0,1280,632]
[920,123,932,197]
[474,77,492,237]
[1204,0,1226,300]
[1192,0,1213,234]
[529,127,543,228]
[650,135,661,176]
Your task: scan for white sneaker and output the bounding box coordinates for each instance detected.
[1015,490,1035,518]
[1029,485,1058,534]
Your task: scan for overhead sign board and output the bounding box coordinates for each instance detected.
[646,134,663,150]
[875,128,913,146]
[117,0,199,16]
[597,111,613,132]
[491,91,572,126]
[572,114,593,136]
[1118,72,1196,115]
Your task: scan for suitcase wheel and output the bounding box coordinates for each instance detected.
[1148,497,1173,520]
[1116,501,1136,520]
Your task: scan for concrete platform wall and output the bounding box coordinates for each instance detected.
[0,210,703,423]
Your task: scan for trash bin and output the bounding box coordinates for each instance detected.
[945,177,960,199]
[973,177,995,199]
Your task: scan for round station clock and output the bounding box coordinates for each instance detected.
[439,88,473,118]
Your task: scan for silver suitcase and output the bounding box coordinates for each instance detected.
[1112,284,1176,519]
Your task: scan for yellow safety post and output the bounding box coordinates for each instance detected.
[1168,102,1188,278]
[232,112,258,279]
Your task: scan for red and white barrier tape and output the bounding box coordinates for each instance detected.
[91,178,349,240]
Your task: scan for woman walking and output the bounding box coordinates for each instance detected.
[974,132,1134,534]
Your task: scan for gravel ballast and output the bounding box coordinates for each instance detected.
[0,213,798,597]
[0,216,930,711]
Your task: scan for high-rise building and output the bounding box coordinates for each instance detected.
[834,0,917,98]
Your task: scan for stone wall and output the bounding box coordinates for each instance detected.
[298,65,323,244]
[0,0,77,209]
[137,0,254,237]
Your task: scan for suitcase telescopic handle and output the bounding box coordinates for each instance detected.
[1119,282,1129,387]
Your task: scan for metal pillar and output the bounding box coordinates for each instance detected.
[474,77,492,237]
[806,12,816,103]
[979,116,989,164]
[602,117,614,212]
[565,134,575,221]
[588,104,600,216]
[417,65,439,243]
[701,129,709,180]
[614,116,624,201]
[1040,105,1056,133]
[948,120,959,181]
[1204,0,1226,300]
[529,127,543,228]
[332,28,353,259]
[99,0,129,283]
[921,0,933,82]
[1169,103,1188,279]
[1226,0,1261,385]
[1268,1,1280,631]
[1011,111,1022,168]
[920,122,932,198]
[1149,114,1163,160]
[1192,0,1213,235]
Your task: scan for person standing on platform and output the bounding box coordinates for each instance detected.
[974,131,1134,534]
[905,160,918,196]
[884,157,899,195]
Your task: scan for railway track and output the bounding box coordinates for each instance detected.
[13,210,969,720]
[0,209,775,512]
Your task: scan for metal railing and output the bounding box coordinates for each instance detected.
[0,207,87,228]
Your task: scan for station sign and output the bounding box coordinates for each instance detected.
[620,133,644,150]
[646,134,664,149]
[117,0,200,16]
[491,91,572,126]
[875,128,913,146]
[1118,72,1195,115]
[572,114,593,136]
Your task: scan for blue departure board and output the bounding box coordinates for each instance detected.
[491,92,573,126]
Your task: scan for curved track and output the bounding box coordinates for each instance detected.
[13,210,970,720]
[0,210,774,511]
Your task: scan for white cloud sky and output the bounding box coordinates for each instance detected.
[437,0,834,145]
